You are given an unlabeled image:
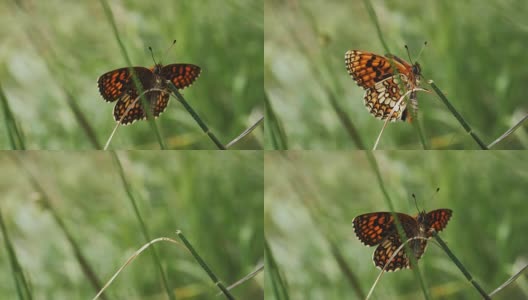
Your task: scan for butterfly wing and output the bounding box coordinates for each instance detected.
[160,64,201,90]
[345,50,410,90]
[352,212,416,246]
[425,209,453,236]
[97,67,154,102]
[364,75,410,122]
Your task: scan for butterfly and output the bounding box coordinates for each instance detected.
[344,50,422,122]
[98,63,201,125]
[352,209,452,271]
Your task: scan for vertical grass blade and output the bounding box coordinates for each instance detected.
[10,153,107,299]
[363,151,430,299]
[0,208,33,300]
[99,0,166,149]
[264,92,288,150]
[110,151,175,300]
[176,231,235,300]
[265,238,290,300]
[0,83,26,150]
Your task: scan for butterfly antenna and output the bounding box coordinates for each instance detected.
[148,46,158,65]
[405,44,414,64]
[161,39,177,64]
[415,41,428,62]
[412,193,421,213]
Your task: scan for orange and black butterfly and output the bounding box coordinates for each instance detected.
[344,49,423,122]
[97,46,200,125]
[352,209,452,272]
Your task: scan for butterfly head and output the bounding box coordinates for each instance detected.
[152,63,163,74]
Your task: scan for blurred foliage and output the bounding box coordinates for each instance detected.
[0,151,263,299]
[265,151,528,299]
[0,0,263,149]
[265,0,528,149]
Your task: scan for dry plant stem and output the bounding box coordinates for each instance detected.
[92,237,180,300]
[433,233,491,299]
[366,236,428,300]
[488,113,528,148]
[428,81,488,149]
[104,88,166,150]
[489,264,528,297]
[166,83,227,149]
[221,262,264,293]
[176,231,235,300]
[225,116,264,148]
[373,88,414,150]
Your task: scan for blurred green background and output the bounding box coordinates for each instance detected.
[0,151,263,299]
[265,0,528,149]
[265,151,527,299]
[0,0,263,149]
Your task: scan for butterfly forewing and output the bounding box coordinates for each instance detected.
[160,64,201,89]
[425,209,452,235]
[345,49,421,122]
[97,67,154,102]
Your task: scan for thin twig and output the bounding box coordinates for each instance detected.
[222,262,264,293]
[488,113,528,148]
[226,116,263,148]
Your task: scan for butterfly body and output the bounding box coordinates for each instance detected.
[345,50,422,122]
[98,63,201,125]
[352,209,452,271]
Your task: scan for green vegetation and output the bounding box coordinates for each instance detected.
[265,0,528,149]
[265,151,528,299]
[0,0,263,149]
[0,151,263,299]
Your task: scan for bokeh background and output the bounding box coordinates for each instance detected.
[0,0,263,149]
[265,151,527,299]
[265,0,528,149]
[0,151,263,299]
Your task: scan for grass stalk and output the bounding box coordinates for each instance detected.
[0,83,25,150]
[167,84,226,149]
[0,208,33,300]
[10,153,107,299]
[488,113,528,148]
[433,233,490,299]
[264,91,288,150]
[99,0,166,149]
[110,152,174,300]
[362,0,427,149]
[363,151,430,299]
[428,81,488,149]
[225,116,264,149]
[265,238,290,300]
[176,231,235,300]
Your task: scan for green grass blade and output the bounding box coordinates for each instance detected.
[264,92,288,150]
[99,0,166,149]
[0,82,26,150]
[429,81,488,149]
[363,151,430,299]
[10,153,107,299]
[176,231,235,300]
[110,151,174,300]
[167,84,226,149]
[265,238,290,300]
[0,208,33,300]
